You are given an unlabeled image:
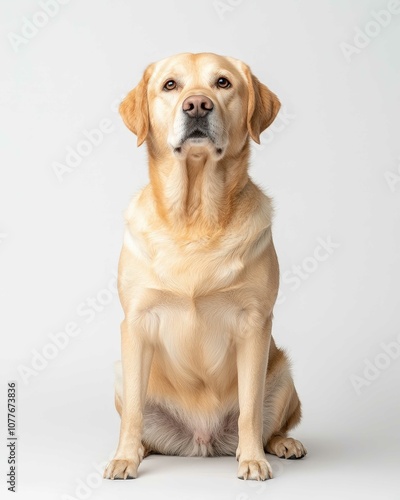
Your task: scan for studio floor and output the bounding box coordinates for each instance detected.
[14,430,399,500]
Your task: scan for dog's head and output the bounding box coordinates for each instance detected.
[120,53,280,160]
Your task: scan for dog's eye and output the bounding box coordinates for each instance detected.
[163,80,177,91]
[216,77,231,89]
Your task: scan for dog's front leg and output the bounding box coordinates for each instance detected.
[104,319,153,480]
[236,316,272,481]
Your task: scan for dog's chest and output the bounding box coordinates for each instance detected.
[125,226,249,295]
[158,242,244,294]
[128,240,266,383]
[135,289,250,385]
[129,233,247,353]
[123,194,271,380]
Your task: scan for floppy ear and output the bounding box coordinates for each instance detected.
[243,66,281,144]
[119,64,153,146]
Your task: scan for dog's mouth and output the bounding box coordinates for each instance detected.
[173,128,216,155]
[187,130,208,139]
[172,123,224,157]
[184,129,210,141]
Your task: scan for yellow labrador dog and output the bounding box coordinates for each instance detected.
[104,52,306,482]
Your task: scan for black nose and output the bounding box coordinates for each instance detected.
[182,95,214,118]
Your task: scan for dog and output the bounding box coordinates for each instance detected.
[104,52,306,482]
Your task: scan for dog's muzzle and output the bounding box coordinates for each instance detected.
[180,95,216,146]
[171,94,225,156]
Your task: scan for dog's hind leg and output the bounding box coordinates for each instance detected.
[262,341,307,460]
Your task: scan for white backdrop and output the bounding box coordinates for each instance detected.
[1,1,399,499]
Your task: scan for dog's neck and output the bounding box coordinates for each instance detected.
[148,142,250,236]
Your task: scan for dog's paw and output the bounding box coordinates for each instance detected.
[237,458,272,481]
[103,459,139,480]
[267,436,307,460]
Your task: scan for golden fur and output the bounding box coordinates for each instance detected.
[104,53,306,481]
